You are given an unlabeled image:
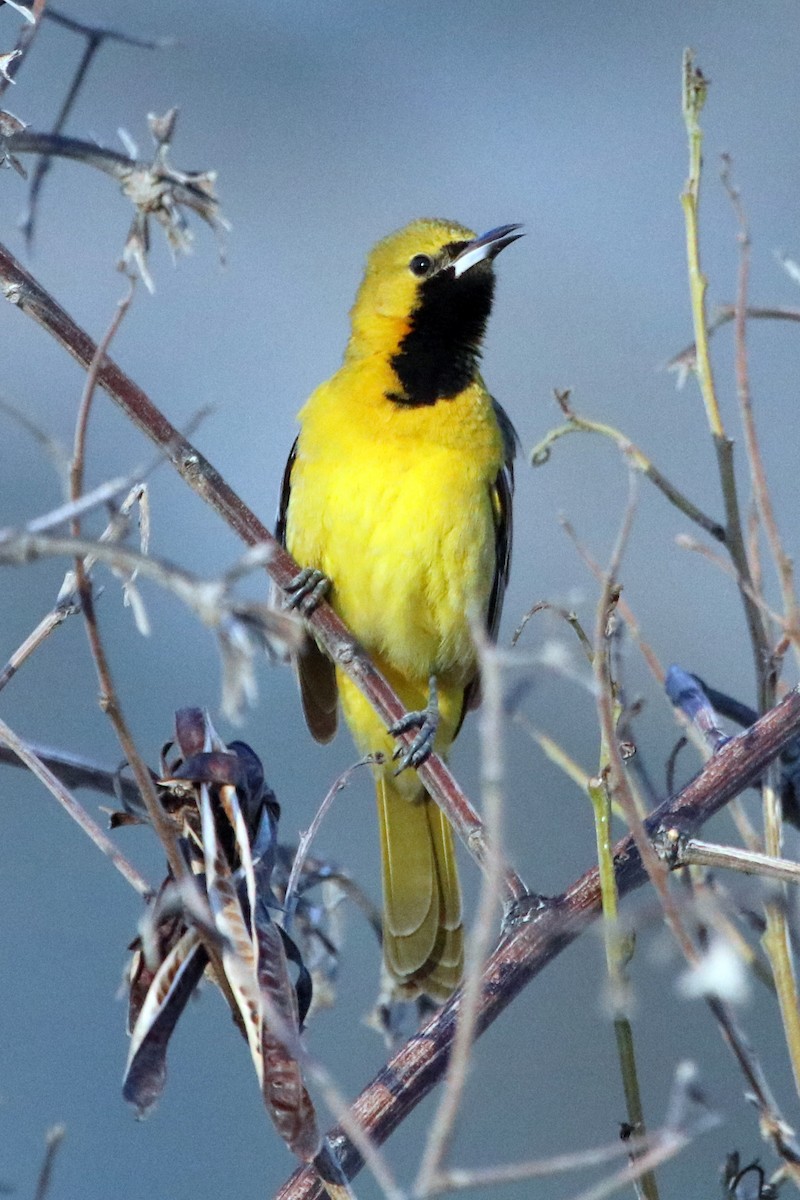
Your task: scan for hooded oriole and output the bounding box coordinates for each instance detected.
[277,218,519,1001]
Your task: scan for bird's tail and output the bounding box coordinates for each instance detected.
[376,771,464,1002]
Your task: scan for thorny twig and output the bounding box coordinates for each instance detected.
[20,7,174,246]
[0,475,152,696]
[0,530,303,713]
[0,0,45,97]
[2,122,227,288]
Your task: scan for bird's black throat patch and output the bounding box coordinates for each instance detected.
[388,261,495,407]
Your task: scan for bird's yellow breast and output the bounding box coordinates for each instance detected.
[285,355,504,694]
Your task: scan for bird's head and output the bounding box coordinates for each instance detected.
[346,218,522,406]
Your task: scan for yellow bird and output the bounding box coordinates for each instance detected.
[277,218,519,1002]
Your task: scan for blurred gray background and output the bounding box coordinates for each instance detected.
[3,2,800,1197]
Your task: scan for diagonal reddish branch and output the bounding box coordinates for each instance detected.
[274,686,800,1198]
[0,240,527,903]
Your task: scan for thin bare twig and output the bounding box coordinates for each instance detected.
[665,305,800,382]
[559,518,666,687]
[721,156,797,642]
[660,833,800,886]
[0,716,152,895]
[563,1131,699,1200]
[676,535,786,631]
[531,391,724,543]
[430,1129,677,1193]
[0,395,70,482]
[511,599,594,662]
[717,155,800,1098]
[14,472,137,536]
[564,1059,719,1200]
[0,585,78,691]
[415,632,509,1196]
[70,282,134,530]
[283,756,377,933]
[0,0,45,97]
[681,52,723,437]
[0,530,301,660]
[0,475,154,700]
[432,1060,718,1195]
[33,1124,65,1200]
[0,738,141,805]
[79,531,250,1039]
[592,507,798,1179]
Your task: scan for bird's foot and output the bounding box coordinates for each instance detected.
[390,676,440,773]
[284,567,330,615]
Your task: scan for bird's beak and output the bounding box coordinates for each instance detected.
[451,224,523,278]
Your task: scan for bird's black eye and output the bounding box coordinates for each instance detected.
[409,253,433,277]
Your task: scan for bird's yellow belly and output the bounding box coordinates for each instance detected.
[290,448,494,682]
[287,439,496,772]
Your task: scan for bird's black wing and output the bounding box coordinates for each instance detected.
[457,400,517,731]
[276,439,339,744]
[274,438,297,549]
[486,399,516,641]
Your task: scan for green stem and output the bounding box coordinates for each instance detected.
[761,763,800,1098]
[588,773,660,1200]
[681,50,724,438]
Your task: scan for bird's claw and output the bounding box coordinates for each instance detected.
[390,676,439,774]
[284,567,330,615]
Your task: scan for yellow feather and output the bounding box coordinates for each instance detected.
[282,218,517,1001]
